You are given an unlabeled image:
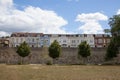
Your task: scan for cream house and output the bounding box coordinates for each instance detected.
[9,32,111,48]
[9,32,42,47]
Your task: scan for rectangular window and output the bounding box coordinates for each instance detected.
[80,35,83,37]
[95,39,97,43]
[107,39,110,43]
[76,35,79,37]
[72,40,76,43]
[98,39,103,43]
[58,35,61,37]
[16,38,18,43]
[81,40,84,42]
[63,40,66,43]
[32,38,34,42]
[90,40,93,43]
[84,34,87,37]
[21,38,23,42]
[36,38,39,41]
[62,44,67,47]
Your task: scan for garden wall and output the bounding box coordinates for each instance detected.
[0,47,120,64]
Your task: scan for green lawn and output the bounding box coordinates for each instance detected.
[0,64,120,80]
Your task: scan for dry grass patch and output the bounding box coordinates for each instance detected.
[0,64,120,80]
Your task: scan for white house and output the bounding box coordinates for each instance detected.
[9,32,111,48]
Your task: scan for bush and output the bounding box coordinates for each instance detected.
[16,41,30,64]
[105,38,119,60]
[48,40,61,59]
[78,41,91,58]
[46,60,52,65]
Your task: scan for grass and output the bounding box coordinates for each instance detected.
[0,64,120,80]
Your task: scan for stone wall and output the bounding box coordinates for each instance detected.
[0,47,120,64]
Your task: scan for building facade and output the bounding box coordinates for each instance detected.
[40,34,50,47]
[94,34,111,47]
[9,32,43,47]
[9,32,111,48]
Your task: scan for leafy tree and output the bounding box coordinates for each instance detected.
[105,14,120,60]
[105,38,119,60]
[48,40,61,59]
[16,41,30,64]
[109,14,120,35]
[78,41,91,58]
[78,41,91,64]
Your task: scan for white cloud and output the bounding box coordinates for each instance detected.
[117,9,120,14]
[76,12,108,34]
[0,0,13,8]
[0,0,68,37]
[0,31,10,37]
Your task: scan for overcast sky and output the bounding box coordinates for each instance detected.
[0,0,120,37]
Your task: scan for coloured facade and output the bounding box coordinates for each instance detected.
[8,32,111,48]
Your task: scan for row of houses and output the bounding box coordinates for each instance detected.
[0,32,111,48]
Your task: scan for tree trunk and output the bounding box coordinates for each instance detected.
[20,57,24,64]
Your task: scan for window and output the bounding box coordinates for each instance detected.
[32,38,34,42]
[76,35,79,37]
[84,34,87,37]
[27,38,30,42]
[16,45,18,47]
[32,45,34,47]
[107,39,110,43]
[63,40,66,43]
[58,35,61,37]
[16,38,18,43]
[66,35,70,37]
[81,40,84,42]
[62,44,67,47]
[37,35,40,37]
[95,39,97,43]
[72,40,75,43]
[45,40,48,44]
[48,35,51,37]
[21,38,23,42]
[90,40,93,43]
[71,44,76,47]
[36,38,39,41]
[98,39,103,43]
[80,35,83,37]
[59,41,61,43]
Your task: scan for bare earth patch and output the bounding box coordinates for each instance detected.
[0,64,120,80]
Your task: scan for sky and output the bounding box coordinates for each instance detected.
[0,0,120,37]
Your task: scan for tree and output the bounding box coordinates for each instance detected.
[109,14,120,35]
[78,41,91,63]
[48,40,61,59]
[16,41,30,64]
[105,38,119,60]
[105,14,120,60]
[104,29,111,34]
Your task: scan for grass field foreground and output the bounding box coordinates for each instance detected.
[0,64,120,80]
